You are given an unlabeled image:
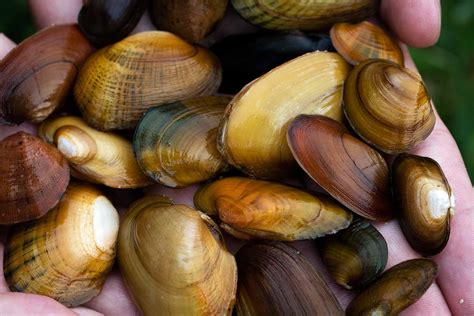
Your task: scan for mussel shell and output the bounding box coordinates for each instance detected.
[134,95,230,188]
[118,196,237,315]
[393,153,454,256]
[236,240,343,315]
[287,115,394,221]
[194,177,353,240]
[4,183,119,307]
[344,59,435,154]
[330,21,404,65]
[211,32,335,93]
[74,31,222,130]
[319,217,388,289]
[150,0,228,42]
[78,0,146,46]
[0,25,94,124]
[218,52,350,179]
[346,259,438,315]
[0,132,70,224]
[231,0,379,31]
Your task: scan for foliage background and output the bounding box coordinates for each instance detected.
[0,0,472,181]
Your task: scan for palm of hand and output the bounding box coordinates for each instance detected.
[0,0,473,315]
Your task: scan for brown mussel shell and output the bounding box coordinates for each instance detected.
[346,258,438,315]
[134,95,230,188]
[231,0,379,31]
[194,177,353,240]
[236,240,343,315]
[330,21,404,65]
[78,0,146,46]
[0,25,94,124]
[344,59,435,154]
[4,183,119,307]
[393,153,455,256]
[319,217,388,289]
[287,115,394,221]
[150,0,228,42]
[0,132,70,225]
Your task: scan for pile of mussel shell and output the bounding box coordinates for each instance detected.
[0,0,457,315]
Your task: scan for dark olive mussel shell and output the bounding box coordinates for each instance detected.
[236,240,343,315]
[319,217,388,289]
[78,0,146,46]
[211,32,335,93]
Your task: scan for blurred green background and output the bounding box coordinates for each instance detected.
[0,1,472,181]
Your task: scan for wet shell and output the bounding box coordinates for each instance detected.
[0,25,94,124]
[134,95,230,188]
[330,21,404,65]
[236,240,343,315]
[74,31,222,130]
[194,177,353,240]
[231,0,379,31]
[119,196,237,315]
[287,115,394,221]
[393,153,455,256]
[0,132,70,224]
[319,217,388,289]
[218,52,350,179]
[4,183,119,307]
[39,116,152,189]
[344,59,435,153]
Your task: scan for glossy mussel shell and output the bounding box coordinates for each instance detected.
[346,259,438,315]
[0,25,94,124]
[218,52,350,179]
[231,0,379,31]
[320,217,388,289]
[344,59,435,153]
[4,183,119,307]
[0,132,70,224]
[79,0,146,46]
[393,154,455,256]
[236,240,343,315]
[134,95,230,188]
[330,21,404,65]
[287,115,394,221]
[194,177,352,240]
[74,31,222,130]
[118,196,237,315]
[39,116,152,189]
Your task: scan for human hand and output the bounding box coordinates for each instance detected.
[1,0,472,314]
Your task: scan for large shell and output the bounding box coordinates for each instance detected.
[236,241,343,315]
[218,52,350,179]
[344,59,435,153]
[231,0,379,31]
[39,116,152,189]
[0,25,94,124]
[150,0,228,42]
[393,153,455,256]
[0,132,70,224]
[74,31,222,130]
[134,95,230,188]
[330,21,404,65]
[4,183,119,307]
[118,196,237,315]
[287,115,394,221]
[319,217,388,289]
[346,259,438,315]
[194,177,353,240]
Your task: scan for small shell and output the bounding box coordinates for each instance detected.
[0,132,70,224]
[4,183,119,307]
[194,177,353,240]
[134,96,230,188]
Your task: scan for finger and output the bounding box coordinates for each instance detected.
[28,0,82,29]
[380,0,441,48]
[0,293,77,315]
[70,307,104,316]
[0,34,16,60]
